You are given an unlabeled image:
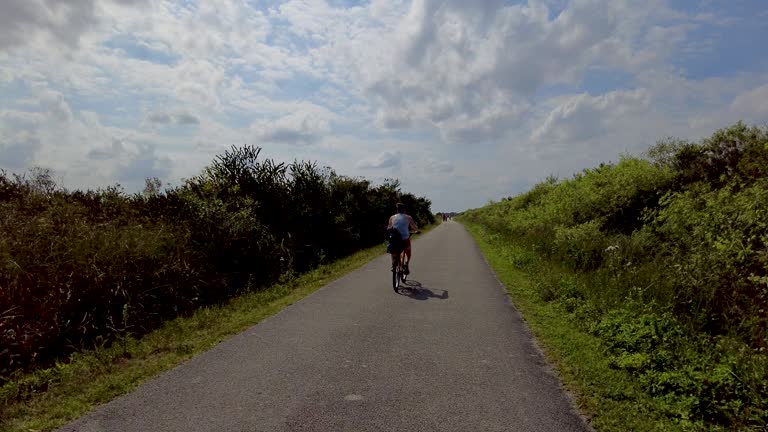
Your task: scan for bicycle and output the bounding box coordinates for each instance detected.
[389,230,419,292]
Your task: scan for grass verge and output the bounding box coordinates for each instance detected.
[462,220,684,432]
[0,224,438,432]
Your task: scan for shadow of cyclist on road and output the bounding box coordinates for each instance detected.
[398,280,449,300]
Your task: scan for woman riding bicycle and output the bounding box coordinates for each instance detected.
[387,202,419,275]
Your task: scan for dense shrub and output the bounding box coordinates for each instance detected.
[461,123,768,429]
[0,146,433,380]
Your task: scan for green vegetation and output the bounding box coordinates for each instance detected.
[0,145,433,384]
[461,123,768,431]
[0,231,441,432]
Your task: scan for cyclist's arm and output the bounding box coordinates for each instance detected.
[407,215,418,232]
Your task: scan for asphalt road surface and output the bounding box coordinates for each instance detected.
[58,221,592,432]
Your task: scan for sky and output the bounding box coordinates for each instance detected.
[0,0,767,212]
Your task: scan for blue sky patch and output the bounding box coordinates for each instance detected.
[675,18,768,80]
[581,69,636,96]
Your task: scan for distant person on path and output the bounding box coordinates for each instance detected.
[387,202,418,274]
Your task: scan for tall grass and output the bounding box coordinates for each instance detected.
[0,146,434,382]
[461,123,768,430]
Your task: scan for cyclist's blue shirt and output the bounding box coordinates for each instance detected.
[391,214,410,240]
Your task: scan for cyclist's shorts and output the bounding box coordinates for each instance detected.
[386,238,411,254]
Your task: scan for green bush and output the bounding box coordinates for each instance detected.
[644,180,768,342]
[553,221,606,270]
[0,146,434,380]
[462,123,768,429]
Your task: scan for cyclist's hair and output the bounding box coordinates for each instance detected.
[396,202,405,213]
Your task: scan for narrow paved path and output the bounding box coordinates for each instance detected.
[59,222,591,432]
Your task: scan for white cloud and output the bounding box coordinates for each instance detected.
[251,106,334,145]
[531,89,651,144]
[345,0,682,145]
[0,0,99,50]
[114,142,172,182]
[0,0,149,51]
[88,138,125,160]
[31,84,74,123]
[357,151,402,169]
[0,0,766,212]
[0,110,45,170]
[424,159,454,174]
[0,78,179,191]
[146,111,200,126]
[174,60,227,107]
[731,84,768,118]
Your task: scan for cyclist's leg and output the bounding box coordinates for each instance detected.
[404,238,412,261]
[403,238,412,274]
[391,243,403,270]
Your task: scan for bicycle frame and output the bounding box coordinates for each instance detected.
[391,249,408,291]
